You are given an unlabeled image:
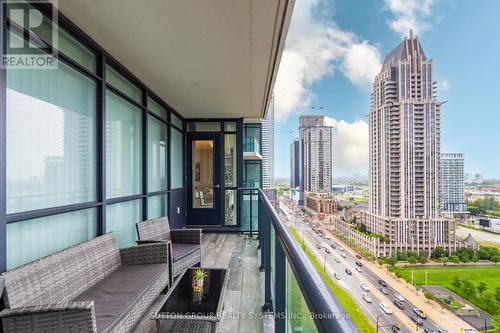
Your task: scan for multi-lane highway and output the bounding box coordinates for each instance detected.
[280,201,447,333]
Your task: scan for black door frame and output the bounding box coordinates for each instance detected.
[186,133,222,226]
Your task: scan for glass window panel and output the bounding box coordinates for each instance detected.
[171,113,183,129]
[225,122,237,131]
[6,208,97,270]
[244,161,261,188]
[7,6,95,73]
[59,29,96,73]
[225,189,237,226]
[224,134,237,187]
[106,65,142,104]
[187,122,220,132]
[170,128,183,189]
[192,140,214,209]
[106,200,142,248]
[286,259,319,332]
[106,91,142,198]
[148,116,167,192]
[6,60,97,214]
[241,190,258,231]
[147,194,168,219]
[148,97,167,121]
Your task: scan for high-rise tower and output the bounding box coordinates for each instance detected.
[363,32,458,255]
[262,96,275,189]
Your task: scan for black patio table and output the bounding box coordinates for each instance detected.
[152,267,229,333]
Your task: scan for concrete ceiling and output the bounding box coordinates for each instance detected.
[58,0,293,119]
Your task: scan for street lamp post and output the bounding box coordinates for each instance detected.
[376,313,385,333]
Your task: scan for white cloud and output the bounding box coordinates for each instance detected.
[325,117,369,174]
[385,0,438,36]
[440,79,450,91]
[273,0,381,120]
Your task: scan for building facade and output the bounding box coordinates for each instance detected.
[290,139,301,189]
[441,153,466,215]
[304,192,336,215]
[364,32,458,255]
[300,115,333,193]
[261,96,275,189]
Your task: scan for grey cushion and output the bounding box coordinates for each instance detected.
[73,263,166,333]
[171,243,200,262]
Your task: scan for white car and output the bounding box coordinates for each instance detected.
[334,257,341,263]
[394,293,405,303]
[334,272,341,280]
[338,246,344,251]
[380,302,393,314]
[360,282,370,292]
[340,252,347,258]
[362,292,372,303]
[325,235,331,240]
[356,266,363,273]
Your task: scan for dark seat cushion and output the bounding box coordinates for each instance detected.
[171,243,200,262]
[73,263,166,333]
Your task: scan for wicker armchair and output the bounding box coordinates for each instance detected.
[136,217,202,281]
[0,233,170,333]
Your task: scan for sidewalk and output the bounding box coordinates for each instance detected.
[324,226,479,333]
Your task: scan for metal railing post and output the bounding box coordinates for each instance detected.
[262,193,273,312]
[274,236,286,332]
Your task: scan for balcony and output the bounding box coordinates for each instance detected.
[243,136,263,160]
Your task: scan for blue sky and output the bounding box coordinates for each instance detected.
[273,0,500,180]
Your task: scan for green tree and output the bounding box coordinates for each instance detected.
[432,246,446,259]
[472,253,479,263]
[491,255,500,264]
[386,256,397,267]
[440,256,449,265]
[408,256,417,265]
[395,271,402,279]
[493,314,500,331]
[451,275,462,292]
[451,255,460,264]
[462,278,476,299]
[424,291,434,303]
[378,258,386,266]
[478,281,488,295]
[418,256,428,264]
[396,251,408,261]
[495,287,500,303]
[481,292,499,315]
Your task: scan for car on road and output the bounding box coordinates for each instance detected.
[355,261,362,267]
[379,287,389,295]
[330,243,336,249]
[356,266,363,272]
[340,252,347,258]
[345,268,352,275]
[437,329,448,333]
[333,272,341,280]
[355,254,362,259]
[316,243,321,249]
[394,293,405,303]
[413,308,427,319]
[423,328,435,333]
[379,302,392,314]
[325,248,331,254]
[338,246,344,251]
[362,292,372,303]
[360,282,370,292]
[325,235,331,240]
[393,299,404,310]
[391,325,402,333]
[334,257,340,263]
[378,279,387,287]
[410,314,423,325]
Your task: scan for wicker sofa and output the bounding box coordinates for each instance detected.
[136,217,202,280]
[0,233,170,333]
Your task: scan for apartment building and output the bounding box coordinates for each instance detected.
[441,153,466,215]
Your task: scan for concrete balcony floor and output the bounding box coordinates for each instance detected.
[133,233,267,333]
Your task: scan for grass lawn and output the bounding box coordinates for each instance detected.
[478,240,500,250]
[289,227,376,333]
[391,266,500,315]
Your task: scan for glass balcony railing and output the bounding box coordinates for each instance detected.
[256,189,359,333]
[243,136,260,154]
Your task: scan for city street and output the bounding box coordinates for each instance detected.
[280,201,461,333]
